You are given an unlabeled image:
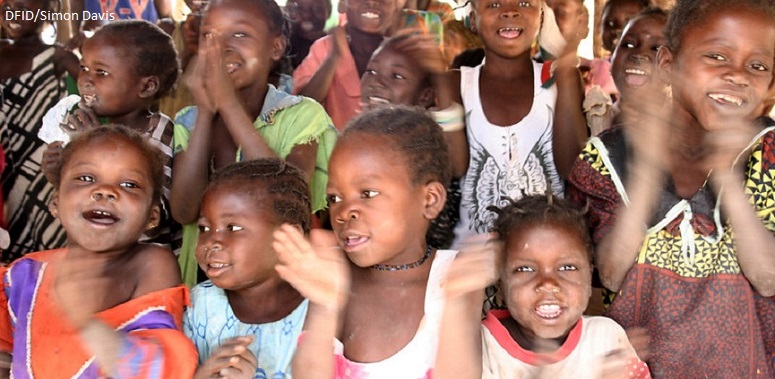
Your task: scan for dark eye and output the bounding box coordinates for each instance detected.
[486,1,500,8]
[392,73,406,80]
[559,264,578,271]
[361,190,379,199]
[326,194,342,205]
[622,42,635,49]
[198,224,211,233]
[515,266,534,273]
[77,175,95,182]
[119,181,139,189]
[750,62,770,72]
[365,69,377,76]
[705,53,726,61]
[95,69,109,77]
[233,32,247,38]
[79,65,88,72]
[227,224,243,232]
[518,1,531,7]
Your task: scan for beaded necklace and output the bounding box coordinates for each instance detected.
[371,246,433,271]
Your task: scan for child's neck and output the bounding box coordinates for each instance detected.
[502,317,571,354]
[345,24,384,76]
[226,278,304,324]
[482,49,534,80]
[238,83,271,120]
[108,108,155,132]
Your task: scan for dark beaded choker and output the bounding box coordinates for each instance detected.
[371,246,433,271]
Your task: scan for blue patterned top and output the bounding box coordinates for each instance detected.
[184,281,308,379]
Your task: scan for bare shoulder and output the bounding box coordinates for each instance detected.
[130,244,183,298]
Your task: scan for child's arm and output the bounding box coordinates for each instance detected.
[434,239,500,379]
[707,125,775,296]
[273,225,350,379]
[550,32,587,180]
[293,26,349,103]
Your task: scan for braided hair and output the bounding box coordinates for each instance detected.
[207,158,312,232]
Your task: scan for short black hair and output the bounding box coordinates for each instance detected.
[207,0,290,42]
[665,0,775,52]
[602,0,651,17]
[207,159,312,233]
[52,125,167,205]
[94,20,179,100]
[342,105,452,187]
[488,194,592,264]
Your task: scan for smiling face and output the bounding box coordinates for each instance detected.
[1,0,48,40]
[601,0,645,53]
[345,0,398,35]
[288,0,330,37]
[360,43,434,109]
[611,13,666,102]
[326,134,437,268]
[52,135,159,254]
[78,34,152,120]
[471,0,542,60]
[196,184,281,291]
[501,222,592,351]
[660,8,775,129]
[201,0,285,91]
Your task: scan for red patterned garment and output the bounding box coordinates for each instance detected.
[568,123,775,378]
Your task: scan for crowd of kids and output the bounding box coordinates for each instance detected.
[0,0,774,377]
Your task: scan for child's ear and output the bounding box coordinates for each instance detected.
[418,87,436,109]
[146,204,161,231]
[422,181,447,220]
[656,45,673,85]
[272,36,288,62]
[48,191,60,219]
[138,76,160,99]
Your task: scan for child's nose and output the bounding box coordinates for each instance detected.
[334,201,360,224]
[535,273,561,293]
[722,65,751,87]
[91,186,118,202]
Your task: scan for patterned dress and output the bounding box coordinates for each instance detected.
[1,47,66,262]
[0,249,197,378]
[568,123,775,378]
[185,281,308,379]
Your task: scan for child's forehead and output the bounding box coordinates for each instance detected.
[504,223,589,260]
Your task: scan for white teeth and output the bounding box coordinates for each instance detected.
[361,12,379,19]
[625,68,646,75]
[209,263,228,268]
[95,210,111,216]
[9,23,21,30]
[535,304,562,318]
[82,95,96,106]
[499,27,521,32]
[369,96,390,104]
[708,93,742,106]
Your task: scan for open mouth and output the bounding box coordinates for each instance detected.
[498,27,522,39]
[81,94,97,107]
[623,68,648,86]
[361,11,380,19]
[83,209,119,225]
[535,304,563,320]
[8,22,21,31]
[708,93,743,106]
[301,21,315,32]
[343,235,369,249]
[367,96,390,106]
[226,62,240,74]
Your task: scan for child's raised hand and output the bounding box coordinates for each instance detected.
[393,32,448,75]
[67,106,101,132]
[273,224,351,313]
[42,142,64,184]
[703,122,758,184]
[442,235,501,300]
[201,32,239,111]
[185,55,215,114]
[193,336,257,379]
[330,26,349,59]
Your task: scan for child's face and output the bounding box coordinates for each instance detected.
[196,184,281,291]
[51,136,159,254]
[471,0,542,60]
[601,0,644,53]
[545,0,584,43]
[660,8,775,129]
[502,223,591,349]
[327,134,439,267]
[78,35,151,118]
[610,14,666,102]
[201,0,284,91]
[360,44,434,109]
[0,0,47,39]
[287,0,329,37]
[345,0,397,35]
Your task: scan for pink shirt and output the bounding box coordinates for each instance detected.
[293,35,361,131]
[586,58,618,98]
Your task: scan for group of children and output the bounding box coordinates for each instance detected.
[1,0,774,377]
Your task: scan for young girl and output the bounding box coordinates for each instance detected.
[447,0,587,246]
[587,7,668,135]
[434,195,650,378]
[0,125,196,377]
[184,159,311,378]
[569,0,775,376]
[41,19,180,252]
[1,0,78,261]
[170,0,336,287]
[273,106,454,378]
[292,0,397,130]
